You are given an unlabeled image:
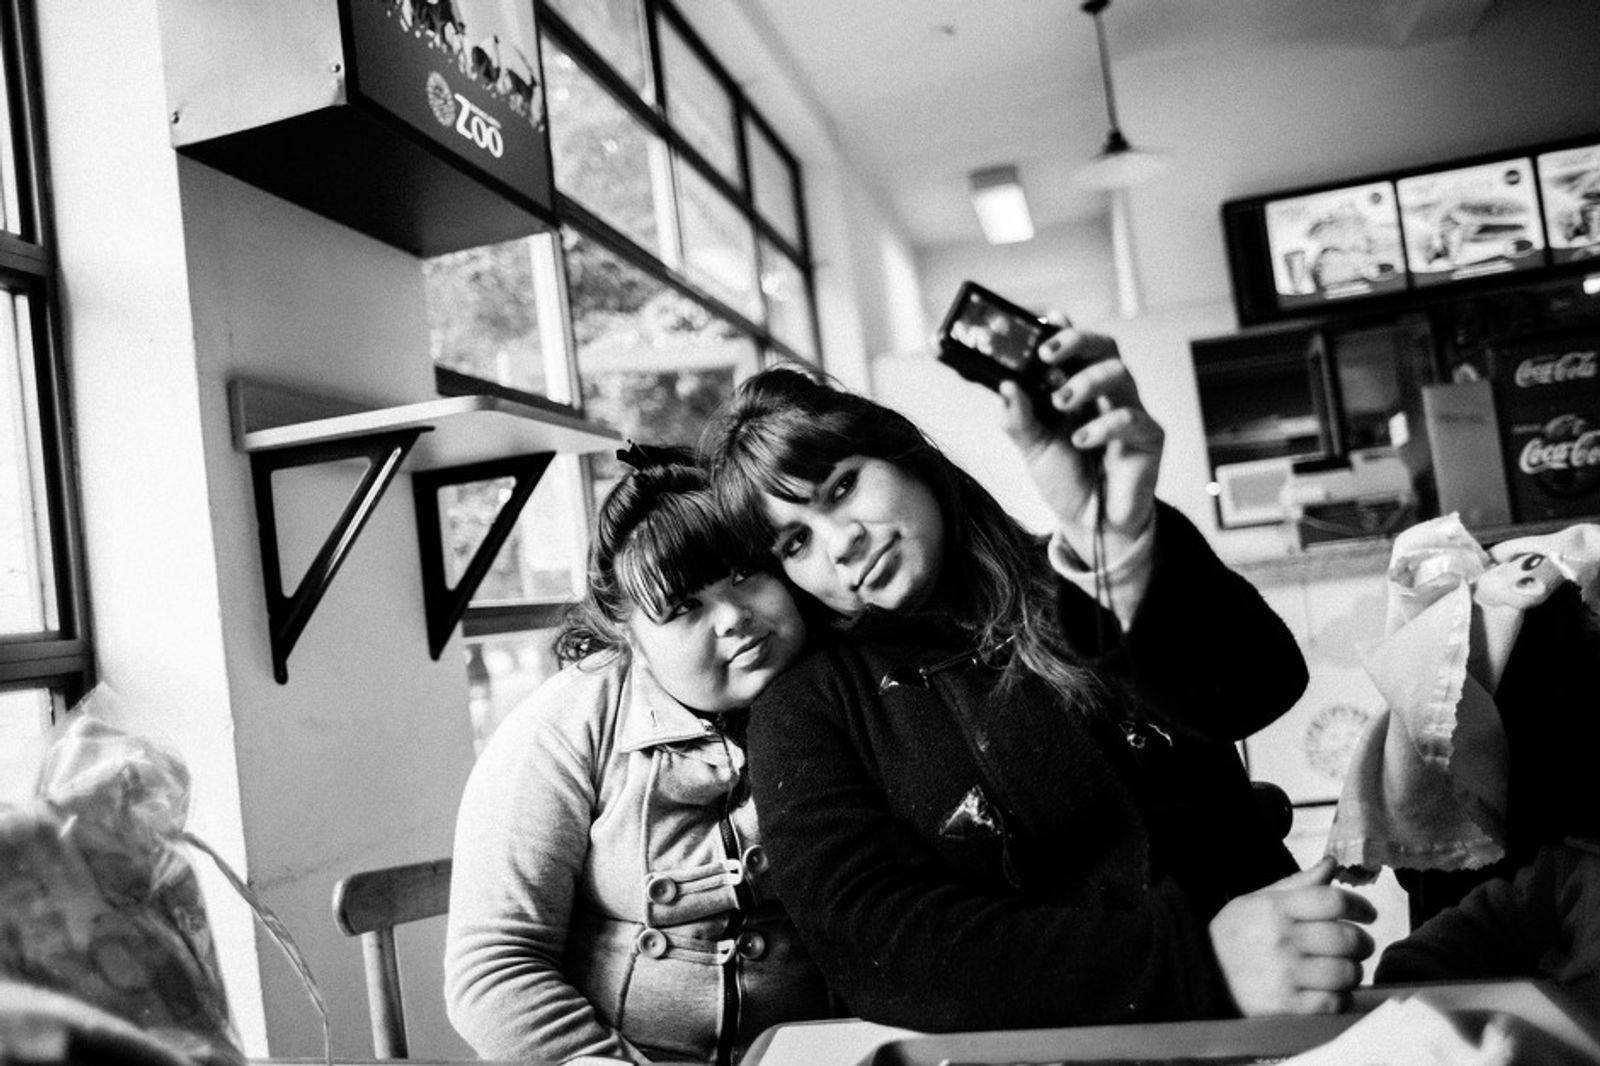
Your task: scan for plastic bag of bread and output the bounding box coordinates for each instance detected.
[0,713,244,1066]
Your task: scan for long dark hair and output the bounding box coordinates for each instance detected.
[698,367,1106,712]
[554,444,764,667]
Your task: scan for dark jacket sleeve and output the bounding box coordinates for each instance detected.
[1059,501,1309,742]
[748,651,1237,1032]
[1375,843,1568,983]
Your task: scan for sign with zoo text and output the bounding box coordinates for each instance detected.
[348,0,552,213]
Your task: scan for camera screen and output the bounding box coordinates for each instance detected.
[946,290,1048,371]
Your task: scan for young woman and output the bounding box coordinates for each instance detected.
[444,447,830,1065]
[698,330,1377,1032]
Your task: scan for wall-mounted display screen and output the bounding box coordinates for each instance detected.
[1397,158,1545,287]
[1263,182,1406,310]
[1223,134,1599,326]
[1537,143,1600,265]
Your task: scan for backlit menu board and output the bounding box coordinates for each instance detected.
[1264,182,1406,310]
[1397,158,1545,287]
[1537,144,1600,264]
[1223,134,1600,326]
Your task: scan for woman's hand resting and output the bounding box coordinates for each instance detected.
[1209,856,1377,1016]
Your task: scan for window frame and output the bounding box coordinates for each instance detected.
[535,0,821,373]
[743,103,810,267]
[439,0,822,666]
[0,0,92,706]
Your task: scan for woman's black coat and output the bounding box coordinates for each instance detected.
[748,503,1308,1031]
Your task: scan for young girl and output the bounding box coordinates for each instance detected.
[444,447,830,1065]
[698,330,1377,1032]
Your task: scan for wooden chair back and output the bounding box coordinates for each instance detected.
[331,857,453,1058]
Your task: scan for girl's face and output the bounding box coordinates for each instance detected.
[627,569,806,713]
[762,456,945,617]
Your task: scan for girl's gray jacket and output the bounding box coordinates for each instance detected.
[444,653,830,1064]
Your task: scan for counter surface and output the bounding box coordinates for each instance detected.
[743,980,1600,1066]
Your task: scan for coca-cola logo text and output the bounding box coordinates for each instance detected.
[1519,430,1600,474]
[1513,349,1599,389]
[1514,412,1600,503]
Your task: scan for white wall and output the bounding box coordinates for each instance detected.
[37,1,269,1050]
[180,161,478,1059]
[1126,0,1600,317]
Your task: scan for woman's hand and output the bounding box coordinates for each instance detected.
[998,326,1164,563]
[1208,857,1377,1016]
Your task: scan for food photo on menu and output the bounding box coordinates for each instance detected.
[1398,157,1546,286]
[1538,142,1600,263]
[1264,181,1407,309]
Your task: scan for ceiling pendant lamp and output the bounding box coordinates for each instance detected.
[1073,0,1169,190]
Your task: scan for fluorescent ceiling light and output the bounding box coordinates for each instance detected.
[969,165,1035,244]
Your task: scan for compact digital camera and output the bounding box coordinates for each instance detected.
[934,280,1071,420]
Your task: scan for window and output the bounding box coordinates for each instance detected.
[657,15,737,183]
[423,235,564,399]
[760,237,816,360]
[543,41,674,260]
[565,229,756,475]
[0,0,91,764]
[747,115,802,250]
[677,161,758,318]
[429,0,818,747]
[543,0,653,101]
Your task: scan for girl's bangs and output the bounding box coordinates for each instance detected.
[612,492,752,621]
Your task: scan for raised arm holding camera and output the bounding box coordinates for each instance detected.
[697,301,1375,1030]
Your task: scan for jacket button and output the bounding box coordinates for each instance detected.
[736,931,768,960]
[645,874,678,904]
[635,928,668,958]
[742,845,769,875]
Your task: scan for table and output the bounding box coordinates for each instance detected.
[743,980,1600,1066]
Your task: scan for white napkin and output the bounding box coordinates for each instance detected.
[1325,515,1600,880]
[1282,997,1513,1066]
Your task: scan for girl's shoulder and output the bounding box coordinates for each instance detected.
[485,653,631,755]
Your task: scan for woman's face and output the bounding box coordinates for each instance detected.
[627,569,806,713]
[762,456,946,617]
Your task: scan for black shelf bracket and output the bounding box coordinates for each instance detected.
[412,451,557,661]
[251,428,426,683]
[229,378,620,683]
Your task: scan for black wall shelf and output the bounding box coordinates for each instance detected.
[160,0,556,257]
[229,379,620,682]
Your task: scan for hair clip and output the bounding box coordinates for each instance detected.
[615,440,652,470]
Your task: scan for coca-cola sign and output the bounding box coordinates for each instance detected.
[1514,412,1600,500]
[1512,349,1600,390]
